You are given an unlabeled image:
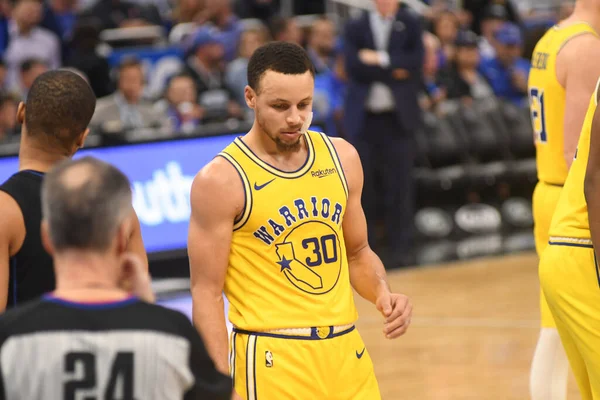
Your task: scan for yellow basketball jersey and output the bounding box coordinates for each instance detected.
[218,130,358,331]
[548,78,600,240]
[529,22,598,185]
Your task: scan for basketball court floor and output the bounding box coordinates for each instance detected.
[158,252,582,399]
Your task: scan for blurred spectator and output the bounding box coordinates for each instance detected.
[432,10,459,68]
[343,0,424,266]
[479,22,530,106]
[438,30,493,102]
[313,38,346,137]
[18,58,47,100]
[155,72,203,134]
[40,0,77,62]
[90,57,168,133]
[78,0,162,30]
[234,0,278,21]
[65,19,113,98]
[183,26,243,123]
[463,0,520,36]
[307,16,336,75]
[225,26,267,111]
[169,0,205,25]
[3,0,60,93]
[0,92,18,140]
[269,16,302,45]
[0,59,7,92]
[201,0,243,62]
[293,0,324,15]
[478,4,508,59]
[420,32,447,111]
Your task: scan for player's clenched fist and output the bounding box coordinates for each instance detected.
[375,292,412,339]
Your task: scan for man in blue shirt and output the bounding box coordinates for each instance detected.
[479,22,530,107]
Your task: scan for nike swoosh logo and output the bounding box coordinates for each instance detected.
[356,348,365,359]
[254,178,275,191]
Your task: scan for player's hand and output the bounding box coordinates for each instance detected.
[231,390,243,400]
[375,291,412,339]
[119,252,155,303]
[359,49,382,66]
[392,68,410,80]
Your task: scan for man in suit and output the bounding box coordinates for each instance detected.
[343,0,424,267]
[90,57,169,135]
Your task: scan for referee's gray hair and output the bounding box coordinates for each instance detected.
[41,156,133,252]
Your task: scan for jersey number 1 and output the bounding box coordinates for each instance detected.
[64,351,135,400]
[529,87,548,143]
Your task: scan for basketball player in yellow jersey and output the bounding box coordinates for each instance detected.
[528,2,600,398]
[539,77,600,400]
[188,42,412,400]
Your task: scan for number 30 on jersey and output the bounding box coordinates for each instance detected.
[529,87,548,144]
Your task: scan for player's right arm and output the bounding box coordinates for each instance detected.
[584,86,600,250]
[560,34,600,167]
[0,193,24,312]
[188,157,244,375]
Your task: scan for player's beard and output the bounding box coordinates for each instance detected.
[256,108,303,153]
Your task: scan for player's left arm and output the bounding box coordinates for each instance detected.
[562,35,600,167]
[331,137,412,339]
[125,209,149,273]
[584,85,600,250]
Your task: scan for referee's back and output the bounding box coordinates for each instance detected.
[0,156,234,400]
[0,295,232,400]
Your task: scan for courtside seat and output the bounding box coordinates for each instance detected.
[501,101,536,160]
[453,101,511,187]
[413,110,468,193]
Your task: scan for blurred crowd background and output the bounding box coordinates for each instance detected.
[0,0,573,268]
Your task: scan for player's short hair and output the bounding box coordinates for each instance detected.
[25,70,96,151]
[42,156,133,252]
[247,41,315,93]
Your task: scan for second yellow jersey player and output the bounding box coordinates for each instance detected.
[540,77,600,400]
[529,22,598,328]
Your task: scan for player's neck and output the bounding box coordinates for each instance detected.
[563,5,600,32]
[52,251,125,301]
[18,139,71,173]
[246,125,307,162]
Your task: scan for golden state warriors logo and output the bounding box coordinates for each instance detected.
[275,221,342,295]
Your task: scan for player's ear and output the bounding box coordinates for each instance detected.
[245,85,256,110]
[40,220,54,256]
[16,102,25,124]
[75,128,89,149]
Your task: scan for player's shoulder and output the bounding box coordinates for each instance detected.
[191,153,244,202]
[0,298,53,337]
[325,135,360,166]
[561,31,600,59]
[0,187,25,242]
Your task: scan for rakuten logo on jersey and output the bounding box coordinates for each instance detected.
[132,162,194,226]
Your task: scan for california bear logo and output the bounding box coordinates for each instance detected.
[275,221,342,295]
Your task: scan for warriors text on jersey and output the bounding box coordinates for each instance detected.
[529,22,598,185]
[548,78,600,241]
[218,130,358,331]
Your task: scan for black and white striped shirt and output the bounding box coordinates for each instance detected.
[0,295,232,400]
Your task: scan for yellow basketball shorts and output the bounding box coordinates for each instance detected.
[229,325,381,400]
[540,241,600,400]
[533,180,563,328]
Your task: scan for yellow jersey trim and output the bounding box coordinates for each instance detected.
[595,76,600,107]
[549,236,593,246]
[232,132,316,179]
[318,132,349,199]
[218,152,253,231]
